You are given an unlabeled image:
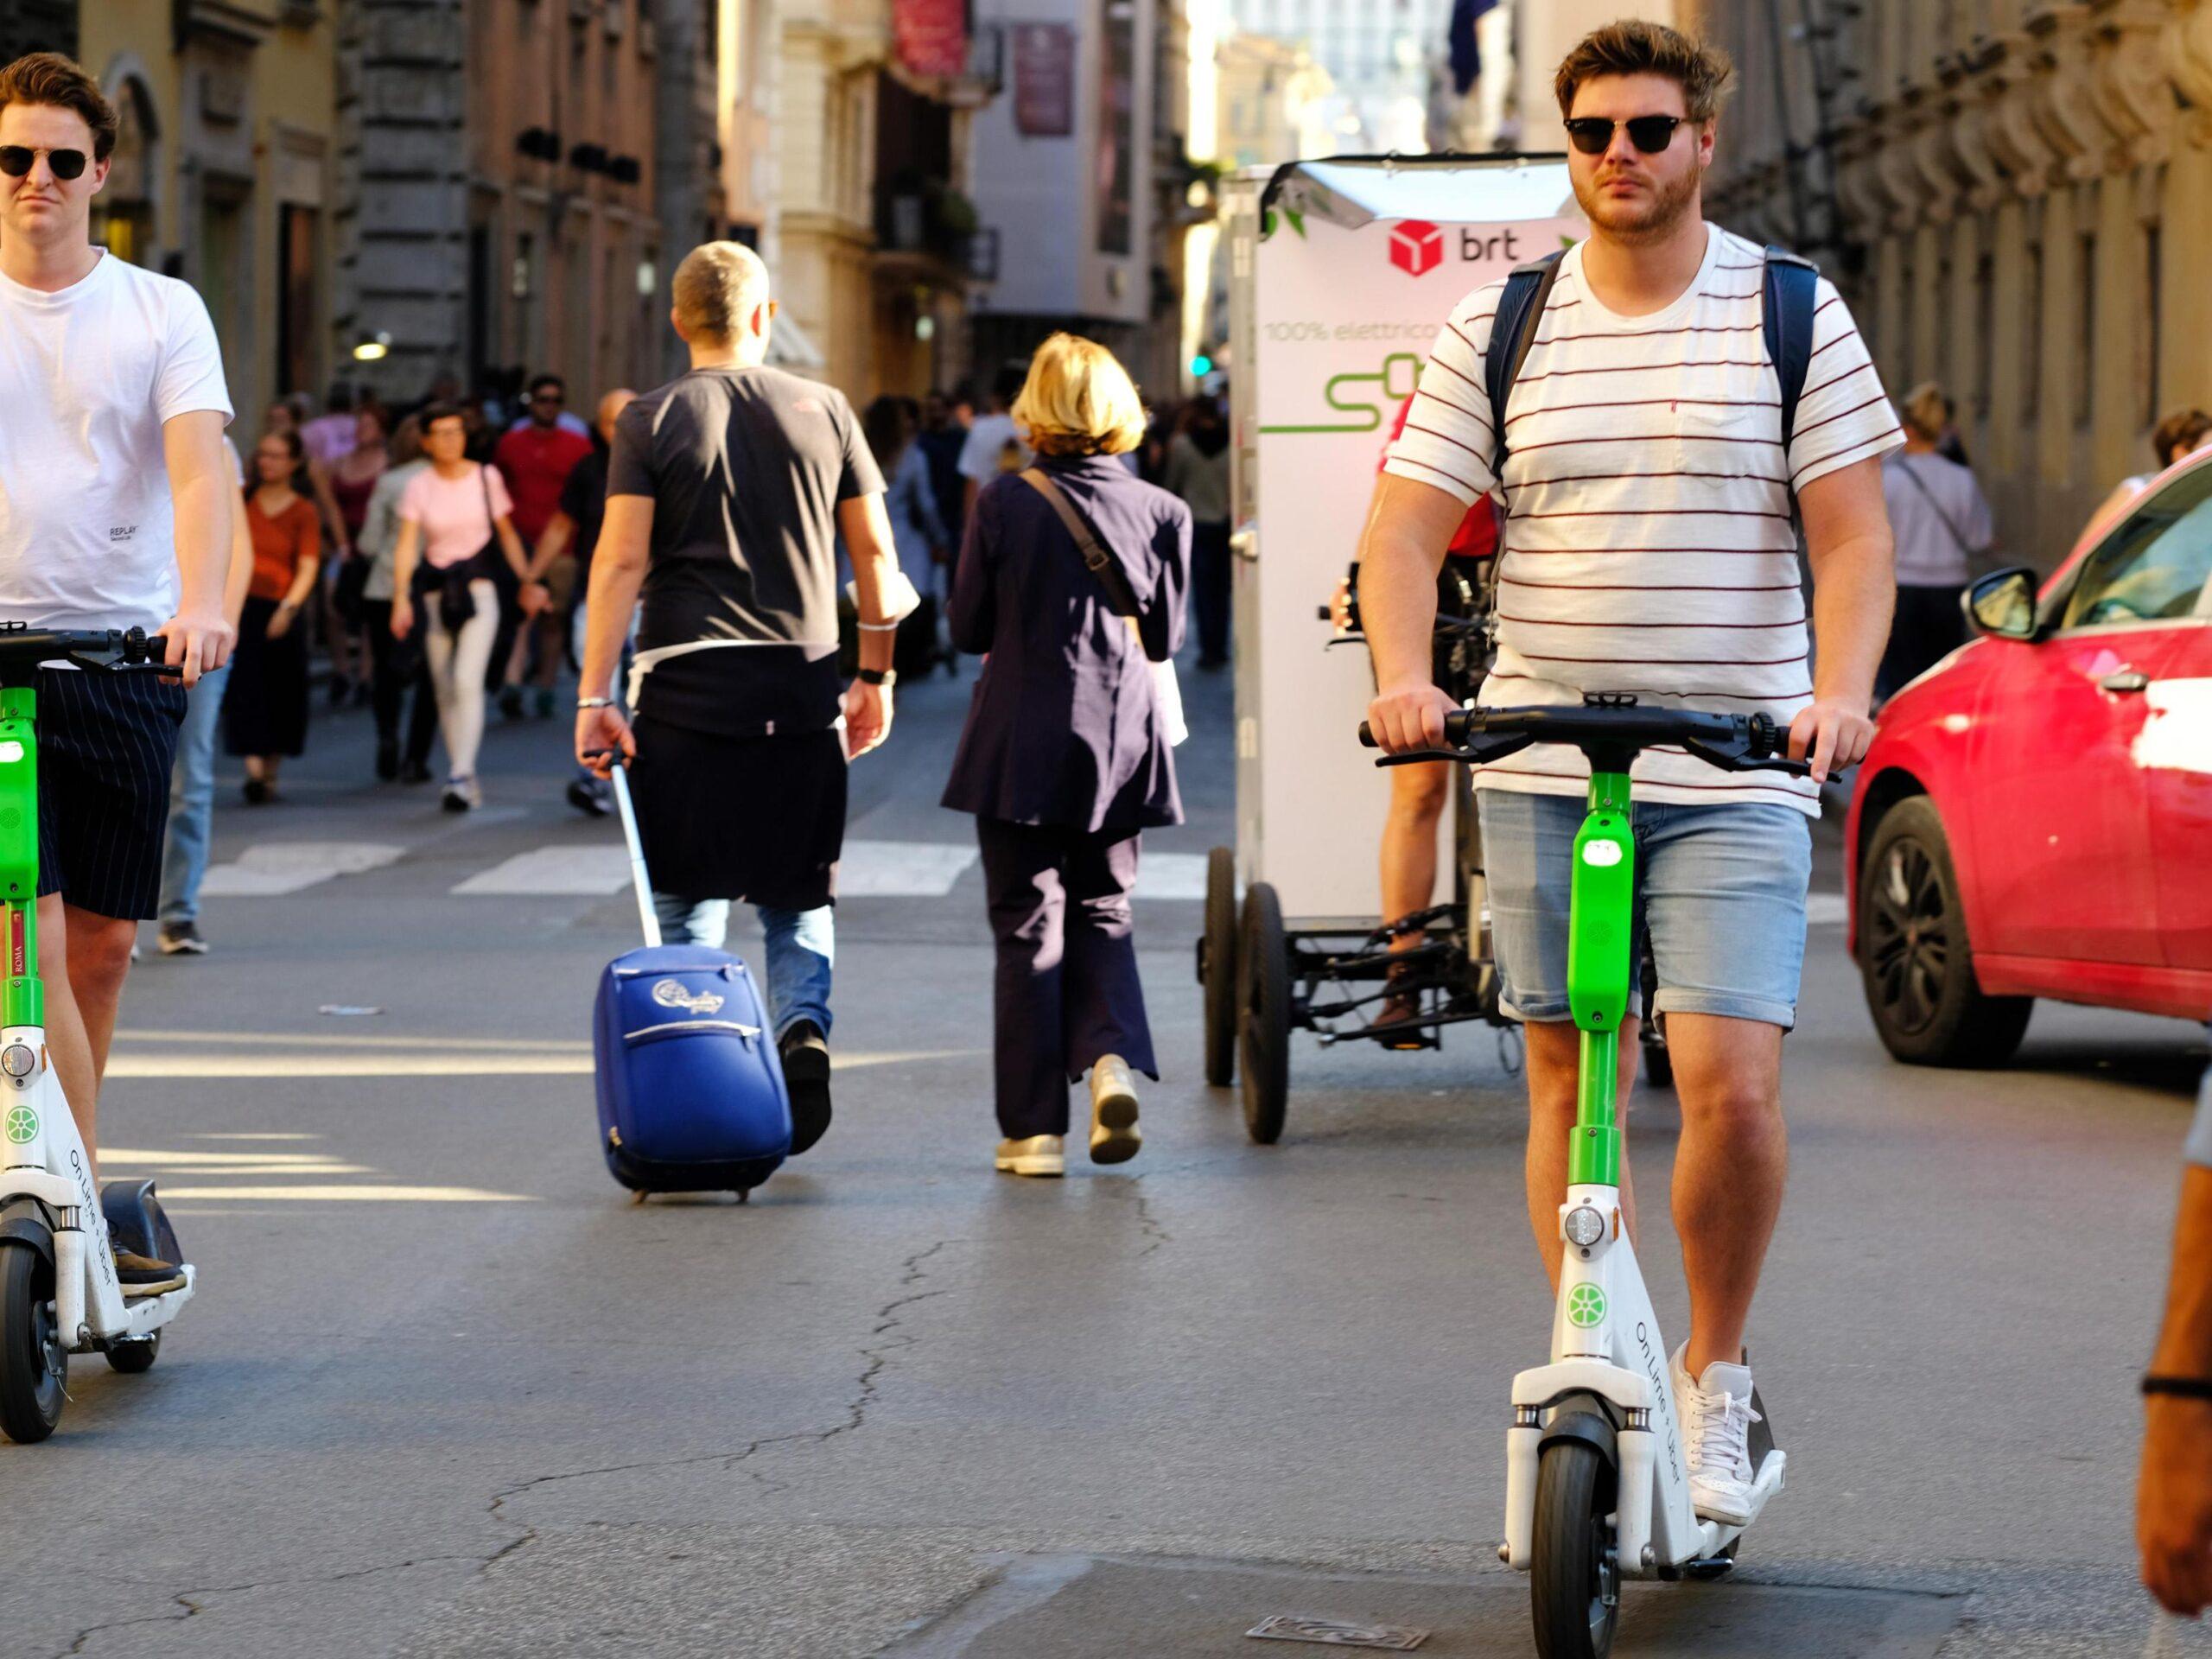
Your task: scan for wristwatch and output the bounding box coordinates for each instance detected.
[858,668,897,687]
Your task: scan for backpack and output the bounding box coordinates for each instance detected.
[1483,244,1821,475]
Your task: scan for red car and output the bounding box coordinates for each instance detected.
[1846,448,2212,1064]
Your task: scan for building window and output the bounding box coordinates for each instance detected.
[276,204,321,397]
[2076,230,2095,429]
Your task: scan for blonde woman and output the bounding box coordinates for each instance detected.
[942,334,1192,1177]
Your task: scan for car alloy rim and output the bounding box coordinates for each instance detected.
[1867,837,1948,1034]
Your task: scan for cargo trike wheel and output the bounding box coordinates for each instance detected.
[1237,883,1290,1145]
[1201,847,1238,1088]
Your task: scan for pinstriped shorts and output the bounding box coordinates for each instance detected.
[35,667,188,920]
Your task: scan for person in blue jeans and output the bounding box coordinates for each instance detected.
[156,437,256,956]
[652,898,834,1050]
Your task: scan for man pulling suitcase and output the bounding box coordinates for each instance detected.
[576,242,906,1156]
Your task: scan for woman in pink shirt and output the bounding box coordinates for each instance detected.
[389,405,545,810]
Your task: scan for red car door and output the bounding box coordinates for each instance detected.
[2142,623,2212,978]
[1969,467,2212,969]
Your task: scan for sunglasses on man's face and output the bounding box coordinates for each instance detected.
[0,145,89,181]
[1562,116,1686,157]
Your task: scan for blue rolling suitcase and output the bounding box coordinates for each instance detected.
[592,766,792,1198]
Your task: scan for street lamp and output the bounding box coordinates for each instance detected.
[352,331,391,363]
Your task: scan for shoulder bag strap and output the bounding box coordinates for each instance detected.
[1018,467,1141,618]
[1891,454,1976,560]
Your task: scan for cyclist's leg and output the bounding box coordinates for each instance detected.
[1478,787,1640,1287]
[61,903,136,1100]
[35,893,98,1166]
[1380,760,1446,940]
[1639,800,1809,1374]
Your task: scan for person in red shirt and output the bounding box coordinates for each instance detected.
[1328,393,1497,1039]
[493,372,594,717]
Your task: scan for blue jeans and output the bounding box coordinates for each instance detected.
[652,892,834,1040]
[156,660,231,926]
[1478,787,1812,1031]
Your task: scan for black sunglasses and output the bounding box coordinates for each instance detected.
[1562,116,1685,156]
[0,144,88,181]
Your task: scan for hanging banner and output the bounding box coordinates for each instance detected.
[1013,23,1076,137]
[894,0,968,79]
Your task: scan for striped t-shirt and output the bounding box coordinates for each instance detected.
[1382,224,1903,815]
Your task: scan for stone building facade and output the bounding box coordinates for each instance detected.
[1684,0,2212,571]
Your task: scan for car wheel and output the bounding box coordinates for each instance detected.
[1858,795,2031,1067]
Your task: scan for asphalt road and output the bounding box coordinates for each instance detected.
[4,654,2205,1658]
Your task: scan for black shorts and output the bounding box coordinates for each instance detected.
[629,716,847,912]
[35,668,188,920]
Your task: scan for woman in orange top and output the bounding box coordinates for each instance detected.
[224,428,322,803]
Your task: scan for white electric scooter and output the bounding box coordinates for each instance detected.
[0,628,195,1443]
[1370,701,1803,1657]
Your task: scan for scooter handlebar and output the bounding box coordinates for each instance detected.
[1360,704,1810,777]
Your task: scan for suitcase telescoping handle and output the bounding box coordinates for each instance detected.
[588,749,664,949]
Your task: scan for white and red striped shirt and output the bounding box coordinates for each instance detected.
[1382,224,1902,815]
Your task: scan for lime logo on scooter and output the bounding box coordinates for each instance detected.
[652,980,725,1017]
[1566,1283,1607,1327]
[3,1103,34,1143]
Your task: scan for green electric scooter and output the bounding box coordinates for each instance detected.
[0,626,193,1442]
[1363,696,1808,1658]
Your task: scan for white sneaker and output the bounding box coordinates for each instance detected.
[995,1135,1065,1177]
[1088,1055,1141,1165]
[1670,1344,1762,1524]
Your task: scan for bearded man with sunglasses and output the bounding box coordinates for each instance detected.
[0,53,236,1280]
[1363,21,1901,1526]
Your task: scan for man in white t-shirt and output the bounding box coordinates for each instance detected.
[0,54,237,1288]
[956,364,1033,516]
[1363,22,1900,1524]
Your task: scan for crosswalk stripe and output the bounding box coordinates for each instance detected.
[838,839,977,897]
[1137,852,1209,900]
[452,846,628,895]
[200,842,407,896]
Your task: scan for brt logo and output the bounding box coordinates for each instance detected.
[1388,219,1444,277]
[1388,221,1527,277]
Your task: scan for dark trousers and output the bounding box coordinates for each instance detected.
[1877,582,1967,702]
[976,817,1157,1139]
[1192,519,1232,666]
[363,600,439,764]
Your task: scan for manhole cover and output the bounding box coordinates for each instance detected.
[1249,1614,1428,1649]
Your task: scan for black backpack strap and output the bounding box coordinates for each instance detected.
[1484,250,1565,475]
[1762,245,1821,455]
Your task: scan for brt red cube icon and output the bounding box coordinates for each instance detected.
[1389,219,1444,277]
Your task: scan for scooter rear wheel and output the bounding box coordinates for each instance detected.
[1531,1439,1618,1659]
[0,1239,65,1443]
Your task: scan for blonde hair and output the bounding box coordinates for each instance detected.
[671,242,771,344]
[1899,381,1951,443]
[1011,334,1147,458]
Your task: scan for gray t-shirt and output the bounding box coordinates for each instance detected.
[608,365,882,735]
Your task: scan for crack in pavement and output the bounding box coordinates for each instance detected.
[54,1555,486,1658]
[1110,1178,1171,1257]
[482,1239,961,1542]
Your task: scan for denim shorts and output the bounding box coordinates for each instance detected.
[1476,787,1813,1030]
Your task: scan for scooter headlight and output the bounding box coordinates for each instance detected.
[1563,1205,1606,1248]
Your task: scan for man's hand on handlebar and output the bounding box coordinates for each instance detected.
[1786,696,1875,786]
[154,604,234,687]
[1365,678,1459,754]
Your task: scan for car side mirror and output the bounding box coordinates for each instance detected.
[1965,566,2039,641]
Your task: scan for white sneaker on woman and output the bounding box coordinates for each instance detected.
[995,1135,1065,1177]
[1670,1344,1762,1524]
[1088,1055,1141,1165]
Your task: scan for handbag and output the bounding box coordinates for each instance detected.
[1017,468,1189,747]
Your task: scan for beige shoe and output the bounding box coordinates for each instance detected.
[1088,1056,1141,1165]
[995,1134,1065,1177]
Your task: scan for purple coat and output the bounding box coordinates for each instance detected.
[941,455,1191,831]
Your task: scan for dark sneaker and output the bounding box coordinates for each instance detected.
[400,757,433,785]
[498,685,526,721]
[779,1021,833,1154]
[242,777,272,805]
[156,921,207,957]
[113,1249,185,1298]
[532,687,556,720]
[567,776,613,817]
[375,738,399,781]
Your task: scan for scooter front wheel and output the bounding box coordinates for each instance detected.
[0,1238,65,1442]
[1530,1439,1618,1659]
